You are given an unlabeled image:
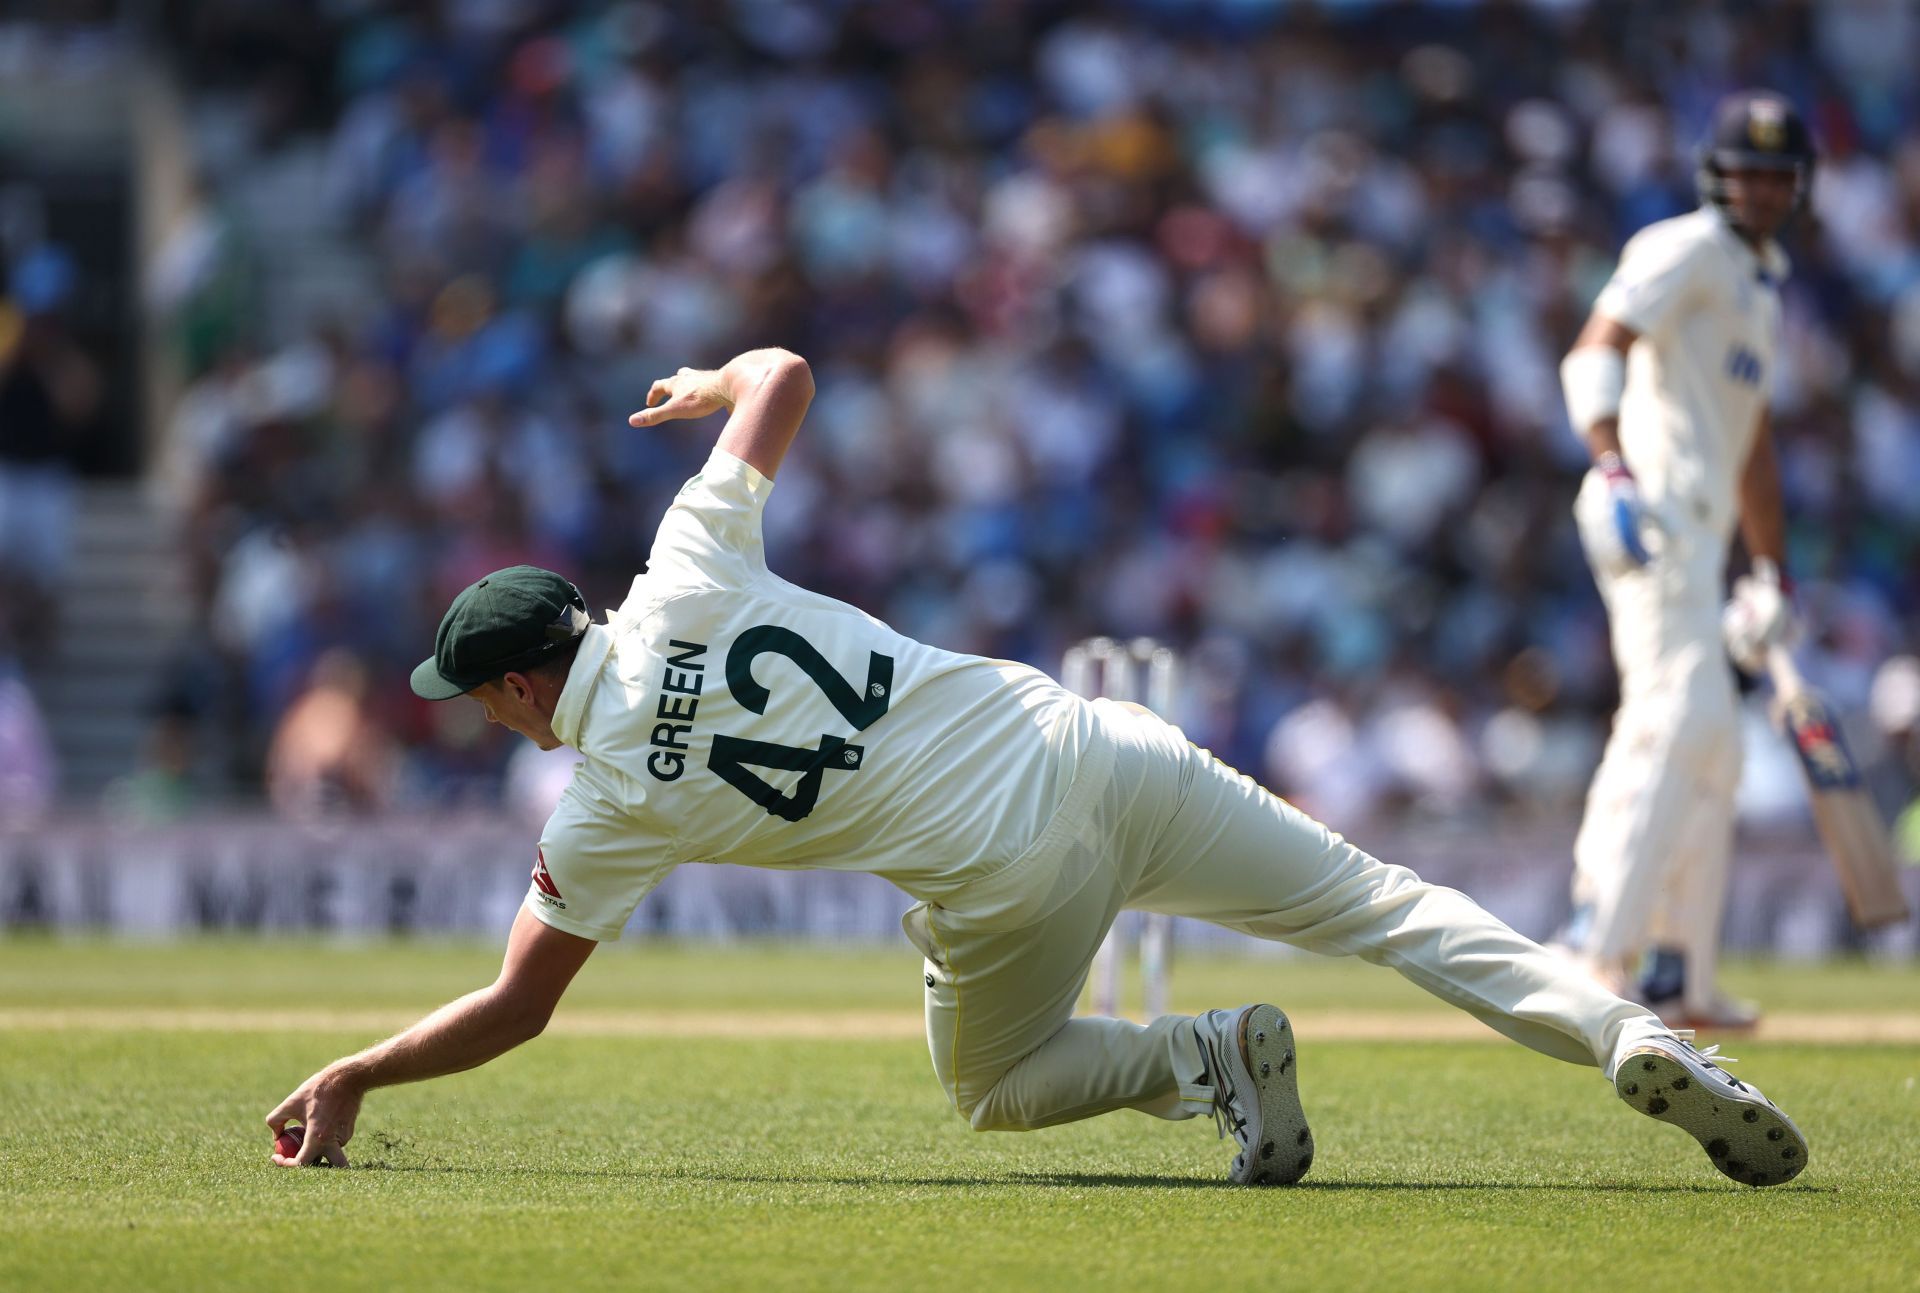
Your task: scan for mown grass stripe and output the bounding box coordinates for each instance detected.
[2,1006,1915,1041]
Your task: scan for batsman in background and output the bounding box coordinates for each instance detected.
[268,347,1808,1187]
[1559,91,1816,1029]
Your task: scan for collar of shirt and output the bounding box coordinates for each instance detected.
[1706,206,1792,284]
[550,622,616,752]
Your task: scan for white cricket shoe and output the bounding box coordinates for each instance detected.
[1615,1032,1807,1187]
[1192,1003,1313,1185]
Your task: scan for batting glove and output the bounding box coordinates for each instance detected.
[1723,558,1797,676]
[1594,452,1662,568]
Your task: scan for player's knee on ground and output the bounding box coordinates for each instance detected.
[935,1087,1010,1131]
[929,1059,1037,1132]
[963,1081,1032,1132]
[926,1049,1001,1129]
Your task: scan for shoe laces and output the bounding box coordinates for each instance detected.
[1197,1031,1249,1148]
[1672,1030,1747,1089]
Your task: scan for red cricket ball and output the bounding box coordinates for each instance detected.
[273,1125,331,1166]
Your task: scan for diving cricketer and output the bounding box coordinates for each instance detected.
[268,346,1808,1187]
[1559,91,1815,1030]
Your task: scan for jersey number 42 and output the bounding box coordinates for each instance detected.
[708,625,894,822]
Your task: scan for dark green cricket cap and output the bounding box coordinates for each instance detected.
[410,565,590,700]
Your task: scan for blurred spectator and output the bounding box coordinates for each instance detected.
[504,741,580,827]
[0,243,99,650]
[266,649,396,818]
[0,655,55,822]
[145,174,250,381]
[1869,655,1920,865]
[101,712,201,823]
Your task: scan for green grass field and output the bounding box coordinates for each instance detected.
[1,939,1916,1291]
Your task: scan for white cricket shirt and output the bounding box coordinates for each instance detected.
[1593,207,1788,541]
[525,446,1108,941]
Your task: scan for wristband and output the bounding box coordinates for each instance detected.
[1751,556,1794,598]
[1561,345,1626,434]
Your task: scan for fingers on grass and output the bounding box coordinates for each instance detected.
[294,1126,331,1166]
[303,1136,349,1168]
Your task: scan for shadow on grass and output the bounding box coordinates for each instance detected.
[347,1163,1833,1195]
[1003,1173,1832,1195]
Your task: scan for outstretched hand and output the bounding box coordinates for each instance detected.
[266,1064,361,1167]
[629,368,733,428]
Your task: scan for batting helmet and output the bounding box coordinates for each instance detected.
[1695,90,1816,224]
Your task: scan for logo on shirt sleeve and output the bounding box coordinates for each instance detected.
[532,849,566,908]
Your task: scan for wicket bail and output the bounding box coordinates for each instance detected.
[1062,636,1178,1021]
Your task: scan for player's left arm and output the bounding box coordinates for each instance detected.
[264,905,596,1166]
[1725,407,1795,673]
[1736,406,1786,568]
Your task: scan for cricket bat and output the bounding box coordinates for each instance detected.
[1767,646,1912,929]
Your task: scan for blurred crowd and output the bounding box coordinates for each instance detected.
[24,0,1920,830]
[1,236,99,821]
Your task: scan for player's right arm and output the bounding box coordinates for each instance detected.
[628,347,815,480]
[264,905,596,1166]
[1562,313,1661,567]
[1562,223,1708,569]
[1562,313,1636,463]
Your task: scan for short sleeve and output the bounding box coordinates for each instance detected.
[526,765,676,942]
[644,446,773,592]
[1592,228,1709,340]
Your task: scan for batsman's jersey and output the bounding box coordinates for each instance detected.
[526,446,1108,941]
[1593,208,1787,543]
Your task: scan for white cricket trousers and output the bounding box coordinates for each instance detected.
[904,700,1667,1132]
[1570,475,1742,997]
